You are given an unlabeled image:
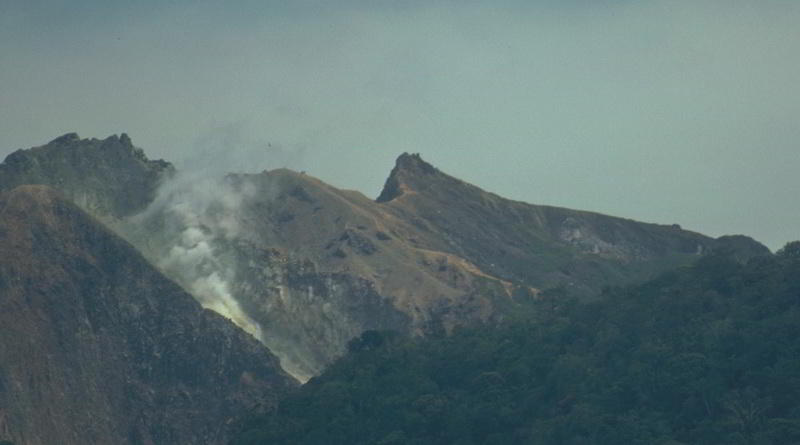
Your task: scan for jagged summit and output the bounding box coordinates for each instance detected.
[46,132,133,147]
[376,152,447,202]
[0,133,173,218]
[395,152,437,174]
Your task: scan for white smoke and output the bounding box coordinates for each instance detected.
[130,170,265,342]
[122,128,302,363]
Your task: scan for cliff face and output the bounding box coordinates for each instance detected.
[0,186,296,445]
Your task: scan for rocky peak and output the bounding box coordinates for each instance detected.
[395,152,437,174]
[0,133,174,219]
[376,153,441,202]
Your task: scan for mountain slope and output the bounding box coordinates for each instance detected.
[164,155,764,378]
[376,153,769,294]
[0,185,296,445]
[0,135,769,381]
[233,244,800,445]
[126,167,514,379]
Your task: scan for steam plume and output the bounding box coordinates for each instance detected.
[130,170,264,342]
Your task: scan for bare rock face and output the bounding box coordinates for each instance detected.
[0,133,173,219]
[0,186,296,445]
[230,245,413,379]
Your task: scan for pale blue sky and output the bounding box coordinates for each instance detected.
[1,1,798,250]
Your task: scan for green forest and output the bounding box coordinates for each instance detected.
[234,243,800,445]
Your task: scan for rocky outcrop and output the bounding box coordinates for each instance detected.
[0,186,296,445]
[230,245,412,380]
[0,133,173,219]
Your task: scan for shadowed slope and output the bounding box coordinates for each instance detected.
[0,185,296,445]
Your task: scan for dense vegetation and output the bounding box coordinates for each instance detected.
[234,243,800,445]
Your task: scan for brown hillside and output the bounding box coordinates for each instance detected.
[0,185,296,445]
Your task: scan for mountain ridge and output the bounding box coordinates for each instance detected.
[0,133,173,220]
[0,134,770,380]
[374,151,768,293]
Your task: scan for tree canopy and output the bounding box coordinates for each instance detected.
[234,244,800,445]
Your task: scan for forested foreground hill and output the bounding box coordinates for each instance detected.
[234,243,800,445]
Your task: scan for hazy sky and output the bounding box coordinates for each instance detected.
[1,1,798,250]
